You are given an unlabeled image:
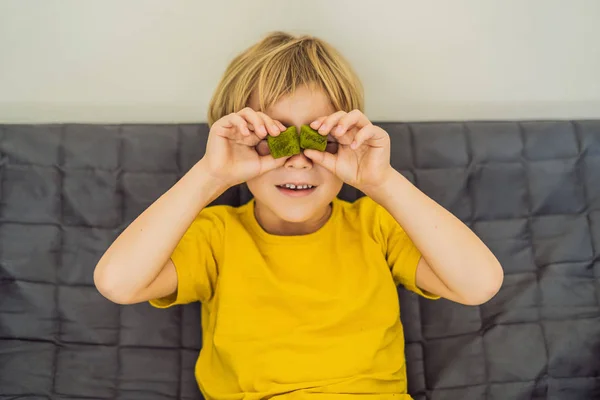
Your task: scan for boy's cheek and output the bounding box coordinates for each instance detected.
[246,175,271,196]
[316,167,344,190]
[246,173,282,203]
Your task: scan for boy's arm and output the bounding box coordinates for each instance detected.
[370,169,504,306]
[94,159,226,305]
[300,110,503,305]
[94,109,287,305]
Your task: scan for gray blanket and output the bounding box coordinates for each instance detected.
[1,121,599,399]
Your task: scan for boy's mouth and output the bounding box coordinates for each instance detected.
[275,183,317,197]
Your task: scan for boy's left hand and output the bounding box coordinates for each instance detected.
[303,110,394,194]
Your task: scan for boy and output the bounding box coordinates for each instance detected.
[94,31,503,399]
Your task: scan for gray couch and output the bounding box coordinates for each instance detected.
[1,121,599,399]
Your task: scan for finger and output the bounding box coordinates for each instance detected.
[238,107,268,138]
[351,125,376,149]
[237,108,268,138]
[216,113,245,135]
[333,110,371,138]
[258,154,289,173]
[309,116,328,130]
[303,149,337,173]
[317,111,347,135]
[275,120,286,132]
[226,113,251,137]
[257,112,282,137]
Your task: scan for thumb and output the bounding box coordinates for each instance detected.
[303,149,337,173]
[258,154,288,174]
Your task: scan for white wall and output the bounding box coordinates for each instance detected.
[1,0,599,123]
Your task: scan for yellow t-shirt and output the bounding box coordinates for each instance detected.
[150,196,438,400]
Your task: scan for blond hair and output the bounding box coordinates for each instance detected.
[207,31,364,126]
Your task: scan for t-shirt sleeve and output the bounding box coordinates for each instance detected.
[376,201,440,300]
[149,208,223,308]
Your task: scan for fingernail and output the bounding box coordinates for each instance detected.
[260,125,267,134]
[335,125,343,134]
[319,125,328,133]
[272,125,279,132]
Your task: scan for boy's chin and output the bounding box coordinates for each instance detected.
[272,205,324,224]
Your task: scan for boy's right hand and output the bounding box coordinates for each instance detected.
[201,107,288,188]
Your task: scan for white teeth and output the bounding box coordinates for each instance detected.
[281,183,314,190]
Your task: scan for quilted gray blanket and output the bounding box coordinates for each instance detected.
[1,121,599,399]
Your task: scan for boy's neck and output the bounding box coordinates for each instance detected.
[253,201,332,236]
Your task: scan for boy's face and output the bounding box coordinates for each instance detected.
[246,84,343,225]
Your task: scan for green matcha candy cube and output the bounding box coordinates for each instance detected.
[300,125,327,152]
[267,126,301,158]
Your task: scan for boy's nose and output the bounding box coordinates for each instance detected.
[284,152,312,170]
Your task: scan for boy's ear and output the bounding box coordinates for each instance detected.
[300,125,327,152]
[267,126,301,159]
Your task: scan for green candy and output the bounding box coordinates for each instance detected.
[300,125,327,152]
[266,124,327,158]
[267,126,301,159]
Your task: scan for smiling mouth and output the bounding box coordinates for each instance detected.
[276,183,316,191]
